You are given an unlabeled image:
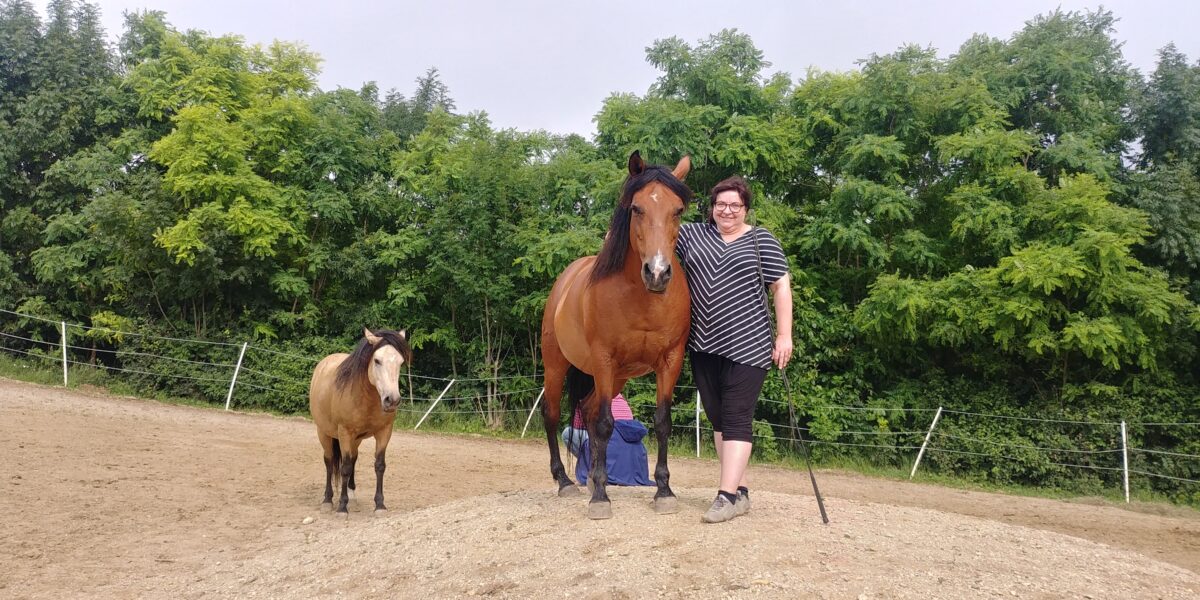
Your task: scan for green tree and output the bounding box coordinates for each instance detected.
[1135,44,1200,169]
[0,0,117,313]
[951,8,1137,183]
[1126,45,1200,308]
[856,174,1194,393]
[596,29,802,195]
[382,67,457,144]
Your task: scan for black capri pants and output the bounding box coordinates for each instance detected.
[690,351,767,443]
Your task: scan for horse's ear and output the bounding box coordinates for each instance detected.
[398,329,407,339]
[627,151,645,176]
[672,155,691,181]
[363,328,381,345]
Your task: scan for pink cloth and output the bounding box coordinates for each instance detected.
[572,393,633,427]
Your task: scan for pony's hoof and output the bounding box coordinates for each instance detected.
[587,501,612,520]
[373,508,388,516]
[335,511,349,520]
[320,502,333,513]
[558,485,581,498]
[653,496,679,515]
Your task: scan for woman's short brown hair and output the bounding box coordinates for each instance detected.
[707,176,752,224]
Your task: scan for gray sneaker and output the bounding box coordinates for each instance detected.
[701,494,738,523]
[735,489,751,516]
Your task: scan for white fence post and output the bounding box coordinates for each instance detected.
[910,406,944,479]
[60,321,68,386]
[415,379,456,430]
[1121,420,1130,503]
[521,388,545,438]
[695,391,701,458]
[224,342,248,411]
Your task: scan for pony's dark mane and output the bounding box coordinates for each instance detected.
[590,164,692,283]
[334,329,413,390]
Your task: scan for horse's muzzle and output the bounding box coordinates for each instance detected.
[642,261,672,293]
[381,395,399,412]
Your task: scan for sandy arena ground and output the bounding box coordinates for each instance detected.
[1,377,1198,599]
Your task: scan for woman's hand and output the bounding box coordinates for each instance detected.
[772,335,793,370]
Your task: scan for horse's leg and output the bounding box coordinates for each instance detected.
[319,433,337,511]
[587,376,616,520]
[543,389,578,496]
[347,439,363,504]
[652,351,685,514]
[540,337,578,496]
[335,431,355,516]
[372,424,394,514]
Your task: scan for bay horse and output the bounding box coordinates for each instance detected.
[309,328,413,516]
[541,151,692,519]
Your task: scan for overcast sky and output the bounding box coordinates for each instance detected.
[35,1,1200,138]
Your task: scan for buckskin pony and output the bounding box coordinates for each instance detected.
[309,328,412,517]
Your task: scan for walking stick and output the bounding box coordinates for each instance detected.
[750,218,830,525]
[778,366,829,524]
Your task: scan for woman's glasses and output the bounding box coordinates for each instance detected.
[713,202,744,213]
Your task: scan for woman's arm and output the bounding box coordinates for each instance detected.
[769,272,793,369]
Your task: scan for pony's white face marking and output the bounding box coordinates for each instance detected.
[651,191,659,203]
[367,344,405,411]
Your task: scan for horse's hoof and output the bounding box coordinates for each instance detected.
[587,501,612,520]
[373,508,388,516]
[653,496,679,515]
[558,485,581,498]
[335,511,349,520]
[320,502,333,513]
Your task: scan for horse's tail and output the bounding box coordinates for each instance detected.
[565,365,595,429]
[565,365,595,470]
[330,438,343,491]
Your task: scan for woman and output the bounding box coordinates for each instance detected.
[560,392,634,456]
[676,175,792,523]
[561,393,653,486]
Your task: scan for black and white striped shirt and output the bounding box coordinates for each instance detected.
[676,223,789,369]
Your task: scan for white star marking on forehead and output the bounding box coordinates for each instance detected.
[651,191,659,203]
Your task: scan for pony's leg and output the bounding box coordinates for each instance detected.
[335,433,355,516]
[652,354,685,514]
[540,340,577,496]
[347,439,363,503]
[587,379,616,520]
[318,433,337,510]
[371,424,395,514]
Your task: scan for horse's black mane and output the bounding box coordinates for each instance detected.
[590,164,692,283]
[334,329,413,389]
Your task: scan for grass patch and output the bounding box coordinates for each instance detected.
[1,354,237,412]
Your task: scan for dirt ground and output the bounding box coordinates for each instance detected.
[2,377,1198,599]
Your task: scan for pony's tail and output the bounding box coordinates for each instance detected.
[330,438,343,492]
